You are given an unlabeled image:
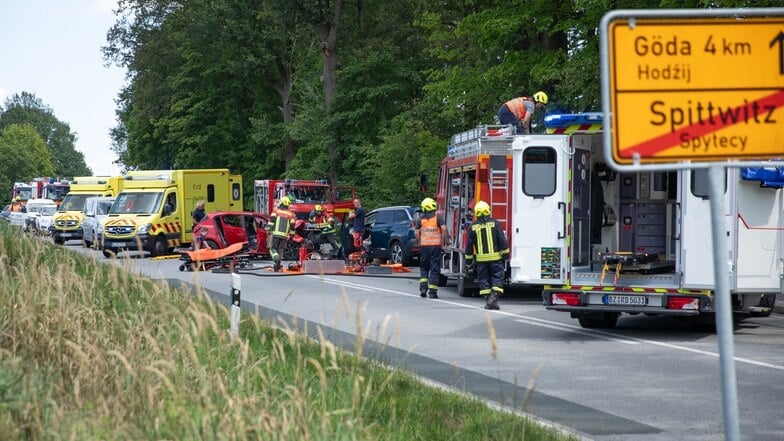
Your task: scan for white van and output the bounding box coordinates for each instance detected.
[82,196,116,249]
[21,199,57,232]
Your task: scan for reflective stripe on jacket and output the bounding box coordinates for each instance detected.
[465,218,510,262]
[271,208,295,238]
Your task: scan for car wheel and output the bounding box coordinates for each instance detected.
[457,275,477,297]
[151,235,169,257]
[390,241,411,266]
[54,238,64,245]
[205,240,220,250]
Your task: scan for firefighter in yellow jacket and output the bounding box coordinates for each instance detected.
[415,197,449,299]
[465,200,509,310]
[268,196,295,272]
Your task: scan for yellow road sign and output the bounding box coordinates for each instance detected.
[607,17,784,165]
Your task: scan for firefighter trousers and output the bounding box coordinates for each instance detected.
[419,246,442,294]
[270,236,289,264]
[476,260,505,297]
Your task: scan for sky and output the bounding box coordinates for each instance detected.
[0,0,125,176]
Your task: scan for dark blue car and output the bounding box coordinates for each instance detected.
[364,205,421,266]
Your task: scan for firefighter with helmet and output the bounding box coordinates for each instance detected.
[465,200,509,310]
[308,204,340,258]
[414,197,449,299]
[497,91,548,134]
[267,196,296,271]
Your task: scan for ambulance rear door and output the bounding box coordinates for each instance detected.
[509,135,570,284]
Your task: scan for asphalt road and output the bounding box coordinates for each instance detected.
[66,242,784,441]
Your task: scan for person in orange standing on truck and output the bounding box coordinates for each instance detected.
[497,91,548,134]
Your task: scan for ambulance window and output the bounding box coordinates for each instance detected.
[207,185,215,203]
[691,169,726,199]
[523,147,556,197]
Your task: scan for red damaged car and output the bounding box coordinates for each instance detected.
[192,211,271,257]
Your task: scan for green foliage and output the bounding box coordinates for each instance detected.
[0,124,55,204]
[103,0,766,208]
[0,92,91,179]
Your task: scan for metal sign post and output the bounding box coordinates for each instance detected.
[707,166,739,441]
[600,9,784,441]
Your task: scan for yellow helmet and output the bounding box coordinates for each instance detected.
[421,197,437,212]
[279,196,291,207]
[314,204,323,212]
[474,200,491,218]
[533,91,548,105]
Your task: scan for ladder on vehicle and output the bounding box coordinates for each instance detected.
[489,168,509,234]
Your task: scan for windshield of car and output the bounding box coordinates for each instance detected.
[110,192,163,215]
[46,184,71,200]
[41,206,57,216]
[16,187,33,200]
[96,200,114,215]
[26,203,55,214]
[59,193,101,212]
[287,185,329,203]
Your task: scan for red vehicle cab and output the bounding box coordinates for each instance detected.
[192,211,271,257]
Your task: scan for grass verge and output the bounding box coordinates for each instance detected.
[0,223,578,440]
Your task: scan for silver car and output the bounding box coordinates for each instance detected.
[81,196,115,249]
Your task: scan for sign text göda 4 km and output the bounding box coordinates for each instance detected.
[607,17,784,165]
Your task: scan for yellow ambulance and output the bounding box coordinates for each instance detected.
[101,169,242,257]
[51,176,124,245]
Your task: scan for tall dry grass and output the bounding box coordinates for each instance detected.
[0,225,577,440]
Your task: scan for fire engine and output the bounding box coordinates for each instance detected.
[253,179,355,219]
[438,113,782,328]
[10,178,71,208]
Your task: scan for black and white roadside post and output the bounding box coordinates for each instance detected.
[230,272,241,339]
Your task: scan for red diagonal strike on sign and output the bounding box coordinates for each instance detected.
[619,90,784,158]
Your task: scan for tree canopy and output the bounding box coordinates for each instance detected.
[103,0,775,209]
[0,92,91,180]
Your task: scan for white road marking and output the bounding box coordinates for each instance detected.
[310,275,784,371]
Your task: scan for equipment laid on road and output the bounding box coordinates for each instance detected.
[437,113,782,327]
[103,169,243,258]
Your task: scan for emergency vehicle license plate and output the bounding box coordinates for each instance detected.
[603,294,647,306]
[61,232,75,237]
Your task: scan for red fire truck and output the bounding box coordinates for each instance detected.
[435,125,515,296]
[253,179,355,219]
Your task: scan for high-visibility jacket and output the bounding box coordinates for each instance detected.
[270,207,295,238]
[504,96,533,121]
[465,217,509,263]
[418,214,443,246]
[309,211,337,234]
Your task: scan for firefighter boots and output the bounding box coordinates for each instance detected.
[485,293,500,310]
[420,280,427,298]
[428,290,439,299]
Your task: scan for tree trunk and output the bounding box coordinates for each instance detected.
[318,0,342,184]
[277,56,295,172]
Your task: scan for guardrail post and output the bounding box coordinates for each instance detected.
[230,273,241,339]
